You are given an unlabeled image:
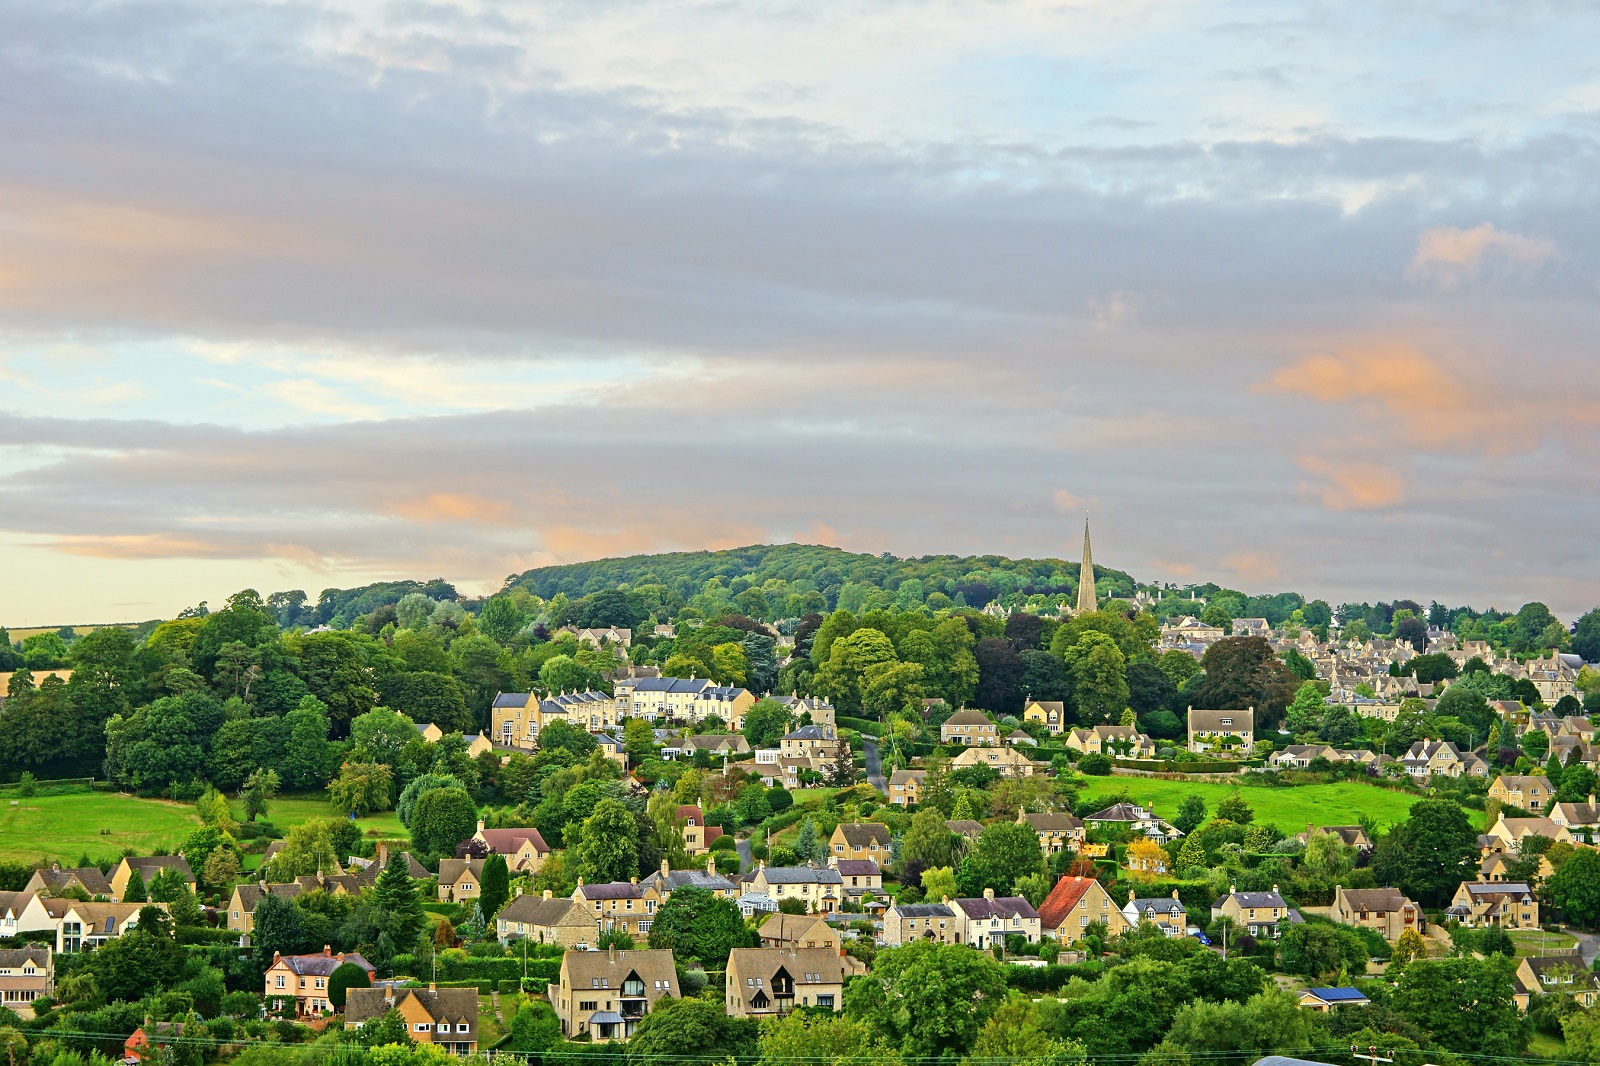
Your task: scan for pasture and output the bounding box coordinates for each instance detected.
[1079,776,1423,831]
[0,790,405,865]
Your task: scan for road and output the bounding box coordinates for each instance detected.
[1572,930,1600,967]
[862,737,888,796]
[736,836,753,874]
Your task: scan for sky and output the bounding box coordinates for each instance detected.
[2,0,1600,625]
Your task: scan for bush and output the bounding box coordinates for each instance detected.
[1078,753,1113,776]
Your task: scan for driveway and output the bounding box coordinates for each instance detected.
[1571,930,1600,966]
[862,737,888,796]
[735,836,754,874]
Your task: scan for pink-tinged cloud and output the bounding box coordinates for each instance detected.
[1296,456,1405,512]
[1408,223,1554,289]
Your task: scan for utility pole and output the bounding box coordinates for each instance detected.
[1351,1047,1393,1066]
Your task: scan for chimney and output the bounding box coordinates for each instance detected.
[608,943,617,961]
[324,944,332,956]
[477,819,486,833]
[983,888,994,901]
[1230,883,1237,895]
[378,843,389,867]
[429,981,436,992]
[543,890,552,899]
[706,857,715,876]
[661,859,670,877]
[273,950,281,960]
[1171,889,1180,900]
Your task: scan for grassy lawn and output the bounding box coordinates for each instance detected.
[230,793,405,841]
[1529,1031,1567,1060]
[1510,929,1579,957]
[0,790,405,865]
[0,792,201,864]
[1079,777,1421,831]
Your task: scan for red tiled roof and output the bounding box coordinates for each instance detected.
[1037,875,1097,930]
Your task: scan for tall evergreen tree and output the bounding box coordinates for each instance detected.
[373,851,426,950]
[478,853,510,921]
[123,868,148,903]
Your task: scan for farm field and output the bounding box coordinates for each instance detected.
[1079,777,1422,831]
[0,790,404,864]
[0,791,201,864]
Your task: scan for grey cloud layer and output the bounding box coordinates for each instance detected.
[0,0,1598,615]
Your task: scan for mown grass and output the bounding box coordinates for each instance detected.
[1078,777,1422,831]
[0,790,404,864]
[1510,928,1579,957]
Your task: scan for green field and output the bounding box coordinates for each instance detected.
[1510,929,1579,957]
[0,791,405,864]
[1079,777,1421,831]
[0,792,202,864]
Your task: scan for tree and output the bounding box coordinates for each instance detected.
[570,799,640,884]
[1302,829,1355,877]
[350,707,418,767]
[757,1011,904,1066]
[397,772,466,827]
[920,867,958,902]
[508,1001,562,1054]
[1215,792,1254,825]
[538,719,599,758]
[1283,681,1325,734]
[327,760,394,817]
[203,848,242,892]
[1389,956,1527,1057]
[1317,705,1362,745]
[252,892,309,968]
[1392,798,1479,906]
[844,940,1008,1059]
[1174,795,1207,835]
[123,867,148,903]
[1193,637,1298,726]
[328,961,371,1010]
[409,786,478,861]
[862,660,926,720]
[478,853,510,920]
[1392,927,1428,964]
[281,696,336,789]
[1573,607,1600,663]
[479,595,527,644]
[1064,632,1129,724]
[241,767,280,823]
[900,808,958,870]
[629,995,757,1066]
[1127,660,1176,716]
[373,850,426,948]
[816,628,899,716]
[958,822,1042,897]
[971,637,1025,715]
[742,698,791,748]
[648,885,756,966]
[1277,922,1362,976]
[1547,847,1600,928]
[969,997,1086,1066]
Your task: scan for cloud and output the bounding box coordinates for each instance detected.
[1295,456,1406,511]
[1408,223,1555,289]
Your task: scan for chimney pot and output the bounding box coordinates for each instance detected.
[983,888,994,900]
[661,859,670,877]
[324,944,331,955]
[543,890,552,899]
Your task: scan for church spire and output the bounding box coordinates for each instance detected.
[1076,519,1096,614]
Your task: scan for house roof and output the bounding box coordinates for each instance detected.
[1085,802,1150,822]
[1337,887,1412,912]
[1303,987,1370,1003]
[272,950,374,977]
[1219,889,1287,909]
[124,856,194,880]
[943,709,995,727]
[477,827,550,855]
[438,858,486,885]
[1126,896,1186,915]
[783,725,831,741]
[346,986,479,1029]
[834,860,880,877]
[759,912,833,940]
[0,947,49,969]
[726,947,862,996]
[955,895,1038,920]
[1025,700,1066,713]
[1461,882,1534,901]
[835,823,891,847]
[499,894,594,927]
[559,948,677,991]
[892,903,955,917]
[1020,812,1083,833]
[889,769,927,785]
[1187,708,1254,731]
[32,866,114,895]
[1036,876,1101,929]
[945,819,986,838]
[760,867,842,885]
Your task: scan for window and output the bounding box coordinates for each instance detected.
[415,1024,431,1033]
[436,1023,449,1034]
[457,1024,469,1033]
[463,884,472,892]
[275,976,286,988]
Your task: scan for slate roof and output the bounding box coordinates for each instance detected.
[1338,888,1411,912]
[893,903,955,917]
[273,951,374,977]
[955,895,1038,920]
[498,894,594,927]
[834,860,880,877]
[1020,812,1083,833]
[943,709,996,727]
[1218,889,1288,909]
[760,867,842,885]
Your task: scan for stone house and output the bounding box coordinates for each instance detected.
[724,947,863,1018]
[110,857,195,901]
[758,912,842,950]
[1036,875,1130,941]
[1186,708,1254,754]
[437,859,486,903]
[1023,700,1067,735]
[1447,882,1539,928]
[888,769,926,806]
[347,984,478,1053]
[829,823,891,863]
[264,947,374,1016]
[547,947,677,1042]
[0,947,52,1019]
[496,891,600,949]
[1330,886,1423,940]
[941,709,1000,746]
[1211,886,1299,939]
[1017,811,1085,853]
[471,822,551,873]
